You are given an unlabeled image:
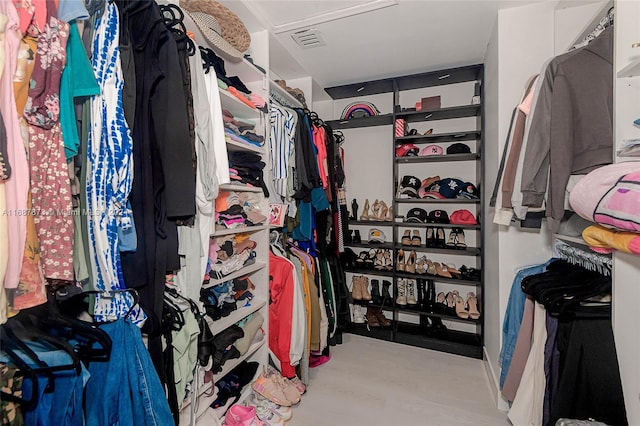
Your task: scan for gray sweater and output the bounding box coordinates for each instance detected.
[520,26,613,232]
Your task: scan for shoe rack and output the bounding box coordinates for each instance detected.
[325,64,485,359]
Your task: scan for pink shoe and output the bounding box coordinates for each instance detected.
[225,405,264,426]
[264,366,301,405]
[288,376,306,395]
[252,373,292,407]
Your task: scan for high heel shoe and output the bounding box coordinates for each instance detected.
[374,249,384,270]
[445,292,456,314]
[415,255,428,274]
[359,199,370,221]
[426,258,436,275]
[425,227,436,248]
[350,199,359,221]
[466,292,480,319]
[411,230,422,246]
[455,295,470,319]
[455,228,467,250]
[434,262,452,278]
[445,229,458,249]
[377,200,388,221]
[436,228,446,249]
[385,206,393,222]
[445,263,461,277]
[406,250,416,274]
[383,250,393,271]
[396,249,405,271]
[434,291,446,313]
[401,230,412,246]
[370,200,381,221]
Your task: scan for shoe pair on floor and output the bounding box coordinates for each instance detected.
[251,366,305,409]
[225,390,298,426]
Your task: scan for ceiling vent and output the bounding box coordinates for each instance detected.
[291,29,326,49]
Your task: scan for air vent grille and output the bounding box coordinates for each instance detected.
[291,29,326,49]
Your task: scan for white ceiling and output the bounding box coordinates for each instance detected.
[221,0,542,91]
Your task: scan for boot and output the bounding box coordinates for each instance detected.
[370,279,382,304]
[353,230,362,244]
[351,276,363,300]
[406,280,417,305]
[345,229,353,244]
[382,280,392,302]
[361,276,372,301]
[396,279,407,306]
[425,280,436,312]
[351,199,359,221]
[375,309,392,327]
[416,280,426,311]
[365,307,380,327]
[350,304,366,324]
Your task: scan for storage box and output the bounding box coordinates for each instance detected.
[421,96,441,111]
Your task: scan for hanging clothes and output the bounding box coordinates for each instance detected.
[0,1,29,293]
[87,2,141,323]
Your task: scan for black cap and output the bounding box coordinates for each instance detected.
[447,143,472,154]
[427,210,450,224]
[405,208,428,223]
[399,175,421,197]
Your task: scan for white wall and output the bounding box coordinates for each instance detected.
[613,1,640,421]
[482,0,557,409]
[482,17,501,405]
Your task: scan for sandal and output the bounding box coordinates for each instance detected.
[406,250,416,274]
[385,206,393,221]
[445,263,461,277]
[396,249,405,271]
[359,199,370,221]
[434,262,452,278]
[411,230,422,246]
[401,230,412,246]
[415,255,428,274]
[445,229,458,249]
[383,250,393,271]
[466,292,481,319]
[377,200,388,221]
[425,227,437,248]
[426,258,437,275]
[370,200,381,220]
[454,228,467,250]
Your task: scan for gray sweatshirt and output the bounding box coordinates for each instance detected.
[520,26,613,232]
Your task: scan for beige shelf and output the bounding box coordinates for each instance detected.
[617,58,640,78]
[219,89,261,119]
[226,138,265,154]
[205,262,267,288]
[213,338,266,382]
[219,183,263,193]
[212,224,268,237]
[210,298,267,336]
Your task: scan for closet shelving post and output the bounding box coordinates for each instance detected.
[325,64,485,359]
[182,56,271,420]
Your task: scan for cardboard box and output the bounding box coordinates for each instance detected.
[421,96,441,111]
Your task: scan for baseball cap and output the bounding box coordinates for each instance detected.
[430,178,465,199]
[405,208,428,223]
[419,144,444,156]
[398,175,421,198]
[457,182,479,199]
[450,209,477,225]
[447,143,472,154]
[427,210,450,224]
[368,228,386,243]
[395,144,419,157]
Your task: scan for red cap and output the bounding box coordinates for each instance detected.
[450,209,477,225]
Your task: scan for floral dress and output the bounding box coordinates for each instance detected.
[23,0,74,282]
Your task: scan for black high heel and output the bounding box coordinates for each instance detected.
[425,227,437,248]
[436,228,446,248]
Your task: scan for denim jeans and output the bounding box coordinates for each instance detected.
[85,318,173,426]
[499,260,553,389]
[0,341,90,426]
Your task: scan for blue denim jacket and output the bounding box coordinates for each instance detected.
[499,260,554,389]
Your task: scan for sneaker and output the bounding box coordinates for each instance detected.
[288,376,306,395]
[251,373,292,407]
[253,404,285,426]
[264,366,301,405]
[250,393,293,421]
[225,404,264,426]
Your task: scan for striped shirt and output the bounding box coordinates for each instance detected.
[269,101,296,200]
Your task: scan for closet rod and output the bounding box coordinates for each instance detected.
[569,1,614,50]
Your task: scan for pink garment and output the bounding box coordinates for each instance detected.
[12,0,46,36]
[517,76,537,116]
[309,354,331,368]
[569,162,640,232]
[249,93,265,108]
[0,1,29,290]
[312,126,328,189]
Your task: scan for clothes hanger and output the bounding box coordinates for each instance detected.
[160,4,196,56]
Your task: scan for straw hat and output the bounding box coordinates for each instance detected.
[181,0,251,59]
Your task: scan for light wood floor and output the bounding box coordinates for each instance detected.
[288,334,509,426]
